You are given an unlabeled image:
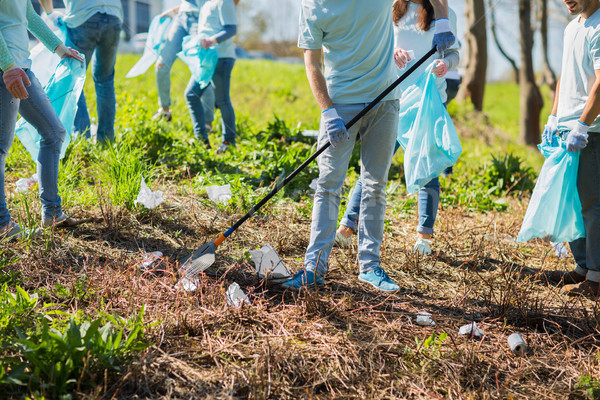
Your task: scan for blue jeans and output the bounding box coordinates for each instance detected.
[66,12,121,143]
[305,100,399,276]
[185,58,236,143]
[0,70,65,226]
[569,133,600,283]
[156,11,198,108]
[341,140,440,236]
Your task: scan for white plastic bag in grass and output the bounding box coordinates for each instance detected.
[458,322,485,337]
[134,176,164,209]
[249,243,292,283]
[206,184,232,204]
[15,174,38,193]
[175,277,200,292]
[226,282,250,308]
[416,311,436,326]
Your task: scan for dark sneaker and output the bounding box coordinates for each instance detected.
[0,221,22,240]
[545,270,586,285]
[216,141,233,154]
[562,280,600,298]
[204,139,212,149]
[152,108,172,122]
[42,213,79,228]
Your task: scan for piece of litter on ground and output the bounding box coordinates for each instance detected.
[140,251,163,270]
[175,277,200,292]
[309,178,318,191]
[206,184,232,204]
[226,282,250,308]
[415,311,436,326]
[550,241,568,258]
[15,173,38,193]
[507,333,528,355]
[249,243,292,282]
[134,176,164,209]
[301,129,319,137]
[458,322,485,337]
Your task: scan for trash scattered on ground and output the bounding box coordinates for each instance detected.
[226,282,250,308]
[550,241,568,258]
[301,130,319,137]
[309,178,318,191]
[458,322,485,337]
[139,251,163,270]
[206,184,232,204]
[15,174,38,193]
[249,243,292,283]
[134,176,164,209]
[483,234,517,246]
[175,277,200,292]
[507,333,527,355]
[415,311,436,326]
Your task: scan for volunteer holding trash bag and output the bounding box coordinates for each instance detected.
[334,0,459,256]
[282,0,454,292]
[40,0,122,143]
[184,0,238,154]
[543,0,600,298]
[0,0,84,239]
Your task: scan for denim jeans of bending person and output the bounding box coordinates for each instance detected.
[185,58,237,144]
[66,12,121,142]
[341,139,440,236]
[156,11,198,109]
[305,100,399,276]
[0,70,65,227]
[569,132,600,283]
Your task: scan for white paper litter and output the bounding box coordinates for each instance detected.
[15,174,38,193]
[309,178,318,191]
[458,322,485,337]
[175,277,200,292]
[249,243,292,282]
[550,241,568,258]
[416,311,436,326]
[140,251,163,270]
[226,282,251,308]
[206,184,232,204]
[134,176,164,209]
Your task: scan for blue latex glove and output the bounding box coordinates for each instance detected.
[542,115,558,146]
[566,121,589,152]
[432,18,455,55]
[322,107,349,147]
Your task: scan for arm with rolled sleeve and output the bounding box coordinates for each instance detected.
[25,0,62,55]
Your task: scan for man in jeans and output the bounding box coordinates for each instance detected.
[544,0,600,298]
[283,0,454,292]
[40,0,122,143]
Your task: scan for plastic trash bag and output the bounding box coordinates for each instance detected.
[177,35,218,89]
[397,64,462,194]
[517,136,585,243]
[134,176,164,209]
[126,15,172,78]
[15,173,38,193]
[226,282,251,308]
[30,18,66,87]
[249,243,292,283]
[15,57,85,161]
[206,184,232,204]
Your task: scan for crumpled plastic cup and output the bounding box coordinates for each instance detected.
[249,243,292,283]
[416,311,436,326]
[134,176,164,209]
[226,282,250,308]
[175,277,200,292]
[206,184,232,204]
[458,322,485,337]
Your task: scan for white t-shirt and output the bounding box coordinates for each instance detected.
[180,0,199,13]
[557,8,600,132]
[62,0,123,28]
[393,2,459,103]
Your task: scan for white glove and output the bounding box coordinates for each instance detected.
[566,121,589,152]
[541,115,558,145]
[322,107,349,147]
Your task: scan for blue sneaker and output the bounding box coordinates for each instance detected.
[358,267,400,292]
[281,269,324,290]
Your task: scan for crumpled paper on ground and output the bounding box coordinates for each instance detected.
[416,311,436,326]
[175,277,200,292]
[135,176,164,209]
[15,174,38,193]
[249,243,292,283]
[458,322,485,337]
[226,282,251,308]
[206,184,232,204]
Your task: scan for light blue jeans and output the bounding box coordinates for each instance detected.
[305,100,399,276]
[0,70,65,227]
[569,133,600,283]
[341,140,440,236]
[156,11,198,108]
[185,58,237,144]
[66,12,121,143]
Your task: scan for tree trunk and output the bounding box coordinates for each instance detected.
[538,0,557,98]
[519,0,544,146]
[457,0,487,111]
[489,0,519,83]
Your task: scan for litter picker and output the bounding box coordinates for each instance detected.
[179,47,438,277]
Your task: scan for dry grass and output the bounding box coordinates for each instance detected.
[3,186,600,399]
